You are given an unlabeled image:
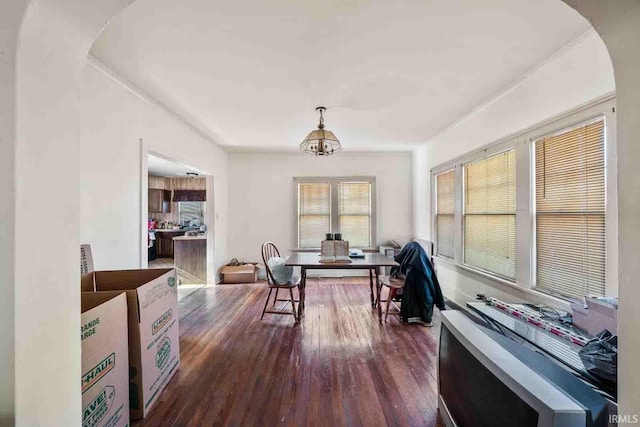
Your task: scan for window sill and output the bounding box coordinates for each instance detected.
[432,256,572,311]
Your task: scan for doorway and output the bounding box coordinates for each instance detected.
[145,153,214,298]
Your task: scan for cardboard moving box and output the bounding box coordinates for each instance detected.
[81,292,129,427]
[221,264,258,283]
[82,268,180,419]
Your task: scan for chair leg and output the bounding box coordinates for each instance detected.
[289,288,297,322]
[384,288,394,322]
[273,288,279,306]
[261,288,273,320]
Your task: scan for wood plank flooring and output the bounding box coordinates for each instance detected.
[149,257,175,268]
[134,278,444,426]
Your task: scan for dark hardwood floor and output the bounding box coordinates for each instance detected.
[134,278,445,426]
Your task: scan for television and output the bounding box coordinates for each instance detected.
[439,311,608,427]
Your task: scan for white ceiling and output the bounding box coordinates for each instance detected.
[91,0,591,152]
[148,154,202,177]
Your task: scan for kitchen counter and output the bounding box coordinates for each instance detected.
[173,235,206,241]
[152,229,185,233]
[173,236,207,283]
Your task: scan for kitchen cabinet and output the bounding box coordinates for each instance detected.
[155,231,184,257]
[149,189,171,213]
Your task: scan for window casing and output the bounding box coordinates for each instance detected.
[430,97,615,301]
[295,177,376,249]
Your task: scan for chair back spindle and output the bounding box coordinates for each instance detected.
[261,241,281,285]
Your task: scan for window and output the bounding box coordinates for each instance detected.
[435,170,455,258]
[338,182,372,248]
[179,201,205,226]
[535,119,606,299]
[296,177,375,248]
[431,99,614,301]
[463,150,516,280]
[298,182,331,248]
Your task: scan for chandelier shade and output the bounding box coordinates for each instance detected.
[300,107,342,156]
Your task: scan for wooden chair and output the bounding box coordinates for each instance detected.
[380,275,405,322]
[260,241,301,322]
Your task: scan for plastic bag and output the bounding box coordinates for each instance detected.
[579,329,617,388]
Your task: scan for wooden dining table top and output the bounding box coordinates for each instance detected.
[284,252,398,268]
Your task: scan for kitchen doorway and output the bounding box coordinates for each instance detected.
[144,152,214,297]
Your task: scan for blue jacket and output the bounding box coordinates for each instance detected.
[391,242,446,323]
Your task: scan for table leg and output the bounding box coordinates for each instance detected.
[299,267,307,319]
[376,269,383,322]
[369,268,375,308]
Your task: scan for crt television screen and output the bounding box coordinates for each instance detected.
[439,324,539,427]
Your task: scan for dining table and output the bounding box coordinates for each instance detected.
[284,252,399,321]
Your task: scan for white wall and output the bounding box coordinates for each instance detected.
[413,30,615,310]
[568,0,640,416]
[13,0,135,424]
[79,60,228,276]
[0,2,29,422]
[228,152,413,264]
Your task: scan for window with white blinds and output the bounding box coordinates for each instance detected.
[464,150,516,280]
[535,119,606,299]
[338,182,372,248]
[179,201,205,225]
[435,170,455,258]
[296,177,376,248]
[298,182,331,248]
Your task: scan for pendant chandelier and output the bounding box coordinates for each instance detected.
[300,106,342,156]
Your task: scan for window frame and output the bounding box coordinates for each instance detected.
[294,176,377,250]
[430,95,616,301]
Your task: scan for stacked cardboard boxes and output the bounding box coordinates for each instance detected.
[82,268,180,419]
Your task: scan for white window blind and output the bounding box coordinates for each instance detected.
[464,150,516,279]
[535,119,606,299]
[338,182,372,248]
[298,182,331,248]
[436,170,455,258]
[179,201,204,225]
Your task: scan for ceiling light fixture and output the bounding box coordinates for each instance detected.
[300,106,342,156]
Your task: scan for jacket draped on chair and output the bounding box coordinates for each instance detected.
[390,242,445,323]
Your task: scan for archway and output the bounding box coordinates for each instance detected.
[0,0,638,424]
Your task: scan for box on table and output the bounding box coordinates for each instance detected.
[221,264,258,283]
[82,268,180,419]
[81,292,129,427]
